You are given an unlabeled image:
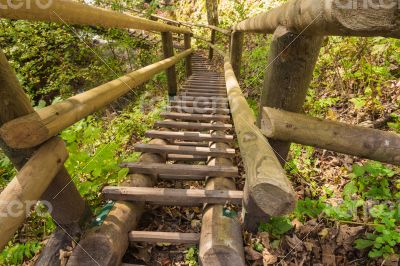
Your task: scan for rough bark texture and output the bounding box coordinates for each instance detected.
[67,139,167,266]
[258,26,323,163]
[262,107,400,165]
[205,0,219,60]
[230,31,244,79]
[233,0,400,38]
[224,58,296,232]
[199,120,245,265]
[0,50,90,262]
[0,49,193,149]
[0,0,189,34]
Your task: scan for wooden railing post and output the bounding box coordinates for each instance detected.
[257,26,323,164]
[0,50,90,262]
[209,29,216,60]
[230,31,244,79]
[184,33,192,77]
[161,32,178,97]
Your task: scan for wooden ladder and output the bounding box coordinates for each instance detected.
[102,54,243,251]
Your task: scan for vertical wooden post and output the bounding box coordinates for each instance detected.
[0,50,90,262]
[209,29,216,60]
[230,31,244,79]
[184,33,192,78]
[258,26,323,164]
[161,31,177,97]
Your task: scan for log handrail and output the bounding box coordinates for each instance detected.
[0,49,193,149]
[233,0,399,38]
[0,0,190,34]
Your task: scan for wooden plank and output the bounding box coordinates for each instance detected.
[0,49,194,149]
[170,141,209,147]
[181,92,227,97]
[167,106,230,115]
[103,187,243,205]
[160,112,230,122]
[120,163,239,177]
[129,231,200,244]
[146,130,234,143]
[159,174,206,181]
[134,144,235,157]
[170,100,228,107]
[167,154,207,162]
[172,97,228,103]
[154,121,232,131]
[184,34,192,78]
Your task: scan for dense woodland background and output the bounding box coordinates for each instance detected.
[0,0,399,265]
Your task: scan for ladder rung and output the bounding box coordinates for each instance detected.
[146,130,234,142]
[167,154,208,162]
[159,174,206,180]
[154,121,232,131]
[160,112,230,122]
[167,106,230,115]
[103,187,243,205]
[134,144,235,157]
[170,141,209,147]
[119,163,239,177]
[181,92,227,97]
[170,100,228,108]
[173,95,228,101]
[129,231,200,244]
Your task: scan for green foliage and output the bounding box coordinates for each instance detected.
[0,242,41,265]
[0,153,15,189]
[185,247,198,266]
[295,198,326,221]
[259,216,293,238]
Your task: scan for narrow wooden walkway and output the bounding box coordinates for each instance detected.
[102,54,244,264]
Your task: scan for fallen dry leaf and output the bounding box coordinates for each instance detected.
[245,246,263,260]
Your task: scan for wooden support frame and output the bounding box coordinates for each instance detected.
[257,26,323,163]
[184,34,193,77]
[233,0,399,38]
[0,49,193,149]
[161,32,178,96]
[230,31,244,79]
[223,56,296,231]
[0,138,67,250]
[0,0,190,34]
[0,50,90,260]
[262,107,400,165]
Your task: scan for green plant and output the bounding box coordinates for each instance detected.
[259,216,293,238]
[185,247,198,266]
[0,241,41,265]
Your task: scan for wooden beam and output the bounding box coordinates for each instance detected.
[184,34,193,78]
[0,0,190,34]
[233,0,399,38]
[67,139,168,265]
[166,154,208,162]
[258,26,323,163]
[129,231,200,244]
[102,187,243,205]
[146,130,234,142]
[0,49,193,149]
[209,29,216,60]
[262,107,400,165]
[120,162,239,177]
[160,112,230,122]
[134,143,235,157]
[0,138,67,250]
[167,106,230,115]
[223,57,296,232]
[230,31,244,79]
[170,100,228,108]
[155,121,231,130]
[161,32,178,97]
[0,50,89,260]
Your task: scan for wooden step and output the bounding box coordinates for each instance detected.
[159,174,206,180]
[155,121,232,130]
[183,85,226,89]
[103,186,243,204]
[181,92,227,97]
[129,231,200,244]
[171,97,228,103]
[167,154,207,162]
[119,163,239,177]
[134,144,235,157]
[170,141,209,147]
[160,112,230,122]
[146,130,234,142]
[167,106,230,115]
[170,100,228,108]
[182,87,226,92]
